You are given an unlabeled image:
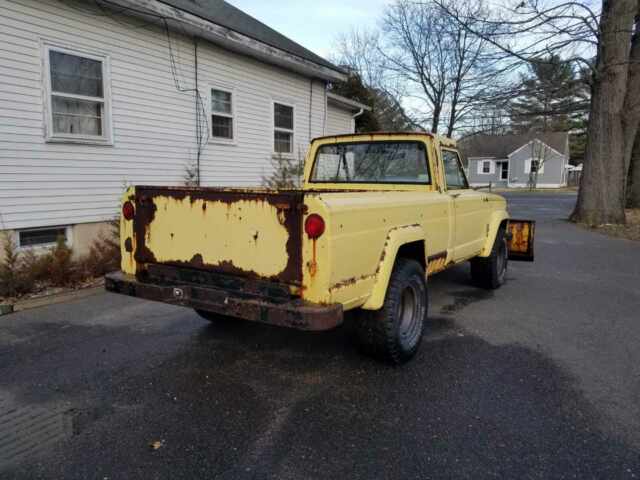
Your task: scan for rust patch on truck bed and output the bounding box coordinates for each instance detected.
[132,186,304,285]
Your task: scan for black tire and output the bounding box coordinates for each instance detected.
[354,258,428,365]
[470,227,508,289]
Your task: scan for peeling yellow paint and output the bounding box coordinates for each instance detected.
[145,196,291,277]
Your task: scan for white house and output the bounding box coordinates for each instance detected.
[0,0,366,256]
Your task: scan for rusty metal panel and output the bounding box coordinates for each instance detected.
[133,186,304,285]
[507,219,535,262]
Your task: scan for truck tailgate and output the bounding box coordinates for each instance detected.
[133,186,304,285]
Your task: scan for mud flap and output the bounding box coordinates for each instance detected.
[507,219,535,262]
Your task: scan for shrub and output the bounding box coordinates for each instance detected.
[48,237,75,287]
[1,218,121,300]
[262,153,304,188]
[0,232,24,297]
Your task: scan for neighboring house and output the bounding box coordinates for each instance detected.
[460,132,570,188]
[0,0,367,257]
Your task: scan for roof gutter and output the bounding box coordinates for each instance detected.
[101,0,347,82]
[327,92,371,112]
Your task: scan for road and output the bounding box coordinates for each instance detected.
[1,192,639,479]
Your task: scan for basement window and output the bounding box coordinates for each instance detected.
[274,102,294,154]
[43,44,112,144]
[18,226,70,248]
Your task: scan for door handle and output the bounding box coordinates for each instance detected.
[449,193,461,199]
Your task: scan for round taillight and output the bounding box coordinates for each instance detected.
[305,214,325,239]
[122,201,135,221]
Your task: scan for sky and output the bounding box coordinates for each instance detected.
[227,0,390,60]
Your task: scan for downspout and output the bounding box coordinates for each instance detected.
[323,83,328,135]
[351,107,364,133]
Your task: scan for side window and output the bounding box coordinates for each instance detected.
[44,45,111,143]
[211,88,234,141]
[273,102,294,154]
[442,149,468,190]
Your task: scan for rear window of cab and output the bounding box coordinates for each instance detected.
[310,141,431,185]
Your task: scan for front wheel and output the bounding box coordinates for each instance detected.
[354,258,428,364]
[470,227,508,289]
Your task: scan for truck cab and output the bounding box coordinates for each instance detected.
[106,133,534,363]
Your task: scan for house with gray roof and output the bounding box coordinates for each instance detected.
[0,0,367,258]
[459,132,570,188]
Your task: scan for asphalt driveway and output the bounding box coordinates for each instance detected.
[1,192,639,479]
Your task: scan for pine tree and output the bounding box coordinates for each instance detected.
[510,55,586,134]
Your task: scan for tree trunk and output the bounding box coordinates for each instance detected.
[628,131,640,207]
[570,0,636,225]
[622,4,640,198]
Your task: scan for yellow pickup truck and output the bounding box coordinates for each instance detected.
[106,132,534,363]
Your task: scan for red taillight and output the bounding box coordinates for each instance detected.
[305,214,325,239]
[122,201,135,221]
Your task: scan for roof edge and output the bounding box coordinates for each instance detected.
[327,93,372,112]
[108,0,347,82]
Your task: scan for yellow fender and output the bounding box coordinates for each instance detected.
[361,224,426,311]
[479,210,509,257]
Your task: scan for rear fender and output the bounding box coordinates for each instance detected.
[361,224,426,311]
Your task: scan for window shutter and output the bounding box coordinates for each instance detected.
[524,159,531,174]
[477,160,483,174]
[490,161,496,174]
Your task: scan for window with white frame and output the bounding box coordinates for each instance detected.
[211,88,234,140]
[525,158,545,174]
[44,45,111,143]
[477,159,493,174]
[273,102,294,154]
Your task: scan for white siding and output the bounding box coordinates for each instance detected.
[0,0,342,231]
[326,104,354,136]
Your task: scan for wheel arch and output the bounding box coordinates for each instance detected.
[479,211,509,257]
[361,224,427,311]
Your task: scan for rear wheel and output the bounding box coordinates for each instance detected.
[470,227,508,289]
[354,258,428,364]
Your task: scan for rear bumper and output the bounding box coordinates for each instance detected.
[104,271,343,331]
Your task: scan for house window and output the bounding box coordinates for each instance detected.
[482,160,491,174]
[525,158,545,174]
[211,88,234,140]
[531,159,540,173]
[274,102,294,154]
[18,227,69,248]
[44,45,111,143]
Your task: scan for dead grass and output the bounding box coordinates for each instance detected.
[590,209,640,241]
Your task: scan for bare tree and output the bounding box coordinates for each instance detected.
[436,0,639,225]
[527,140,550,190]
[380,0,502,136]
